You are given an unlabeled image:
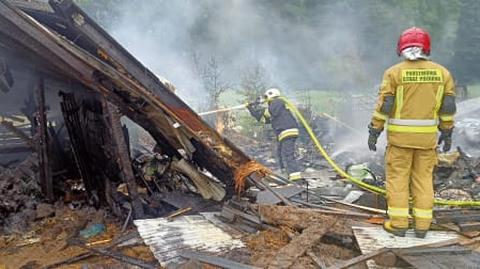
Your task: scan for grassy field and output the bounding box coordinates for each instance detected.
[219,89,347,115]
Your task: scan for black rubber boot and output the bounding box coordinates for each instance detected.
[415,230,428,238]
[383,221,407,237]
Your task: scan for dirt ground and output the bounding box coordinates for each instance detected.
[0,206,156,269]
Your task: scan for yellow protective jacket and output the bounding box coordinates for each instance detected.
[371,59,455,149]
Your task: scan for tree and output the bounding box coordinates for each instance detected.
[239,64,268,103]
[201,56,230,110]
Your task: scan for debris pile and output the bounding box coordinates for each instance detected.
[435,148,480,201]
[0,154,41,233]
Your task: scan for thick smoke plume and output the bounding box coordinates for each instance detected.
[99,0,457,108]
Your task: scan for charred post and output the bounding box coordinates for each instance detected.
[35,76,53,201]
[104,100,144,219]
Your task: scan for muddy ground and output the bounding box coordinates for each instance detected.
[0,205,155,269]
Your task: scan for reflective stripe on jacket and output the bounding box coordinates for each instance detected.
[371,60,456,149]
[266,97,299,139]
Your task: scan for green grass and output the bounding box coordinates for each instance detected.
[219,89,346,115]
[217,89,347,136]
[291,90,346,115]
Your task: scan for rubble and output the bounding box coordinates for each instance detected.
[0,154,41,233]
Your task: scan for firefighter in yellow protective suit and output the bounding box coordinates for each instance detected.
[368,27,456,238]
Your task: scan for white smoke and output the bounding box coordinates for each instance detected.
[101,0,399,107]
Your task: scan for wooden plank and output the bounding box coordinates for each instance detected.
[352,226,459,252]
[268,219,337,269]
[438,223,480,239]
[436,214,480,224]
[397,246,471,256]
[352,226,459,268]
[325,248,390,269]
[306,250,327,269]
[180,251,261,269]
[458,222,480,233]
[398,250,480,269]
[321,196,387,215]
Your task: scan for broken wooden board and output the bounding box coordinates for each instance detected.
[257,205,379,230]
[396,245,480,269]
[267,220,337,269]
[180,251,261,269]
[352,226,458,269]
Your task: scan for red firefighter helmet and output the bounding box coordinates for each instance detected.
[396,27,431,56]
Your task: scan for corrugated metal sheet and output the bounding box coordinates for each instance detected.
[352,226,459,269]
[134,213,245,267]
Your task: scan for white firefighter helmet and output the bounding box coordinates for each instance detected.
[264,88,281,100]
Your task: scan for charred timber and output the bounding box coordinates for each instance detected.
[103,100,144,219]
[36,76,54,201]
[0,0,252,194]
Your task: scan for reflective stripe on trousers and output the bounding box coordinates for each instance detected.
[278,128,299,141]
[386,146,436,230]
[387,207,409,218]
[413,208,433,219]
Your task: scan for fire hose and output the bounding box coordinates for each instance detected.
[278,97,480,207]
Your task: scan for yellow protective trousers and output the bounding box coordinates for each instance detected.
[386,145,436,231]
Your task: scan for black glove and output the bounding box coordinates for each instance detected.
[368,124,382,151]
[246,102,258,114]
[438,128,453,152]
[246,102,263,121]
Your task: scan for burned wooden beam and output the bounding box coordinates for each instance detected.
[0,0,257,195]
[103,100,144,219]
[60,92,96,197]
[35,76,53,201]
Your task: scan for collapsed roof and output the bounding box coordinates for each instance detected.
[0,0,253,196]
